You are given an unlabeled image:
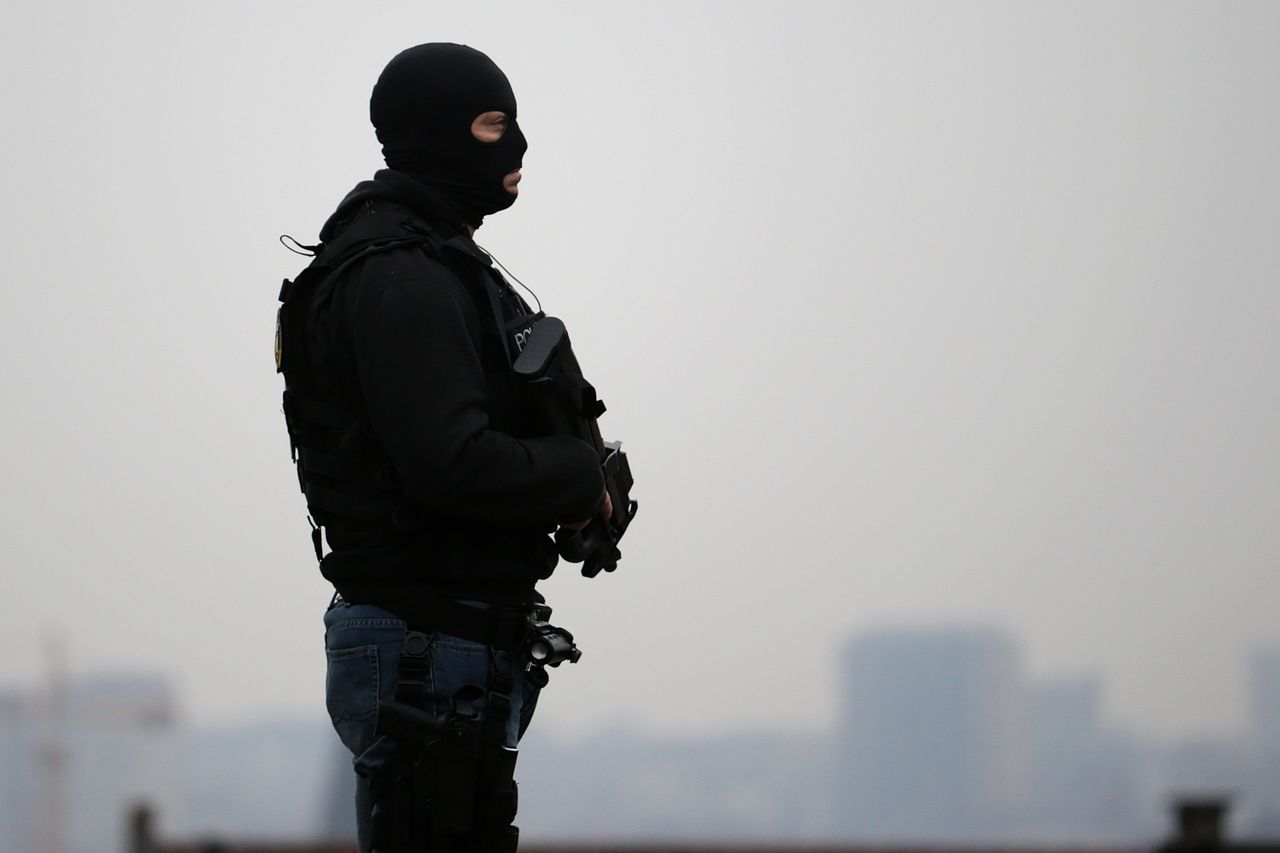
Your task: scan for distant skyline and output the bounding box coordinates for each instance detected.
[1,0,1278,742]
[5,626,1279,742]
[6,624,1280,846]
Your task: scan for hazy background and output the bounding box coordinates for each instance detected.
[1,0,1277,759]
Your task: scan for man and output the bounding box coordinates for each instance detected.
[276,43,611,851]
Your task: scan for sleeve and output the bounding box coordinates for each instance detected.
[349,258,604,525]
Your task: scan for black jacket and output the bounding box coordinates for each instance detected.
[297,170,603,604]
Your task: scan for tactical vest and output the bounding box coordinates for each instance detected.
[275,205,541,560]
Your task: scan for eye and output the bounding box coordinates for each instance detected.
[471,111,510,143]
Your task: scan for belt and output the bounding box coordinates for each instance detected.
[332,586,530,652]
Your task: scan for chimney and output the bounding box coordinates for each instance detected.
[125,802,157,853]
[1172,796,1231,848]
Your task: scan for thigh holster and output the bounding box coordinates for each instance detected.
[367,630,523,852]
[470,650,521,852]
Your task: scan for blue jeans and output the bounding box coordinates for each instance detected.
[323,600,541,851]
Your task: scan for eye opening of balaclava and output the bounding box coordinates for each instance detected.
[370,43,528,228]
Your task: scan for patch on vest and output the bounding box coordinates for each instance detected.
[274,307,284,373]
[512,322,538,354]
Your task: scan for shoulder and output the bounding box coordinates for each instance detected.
[336,246,492,353]
[318,201,491,320]
[322,202,465,286]
[358,242,457,287]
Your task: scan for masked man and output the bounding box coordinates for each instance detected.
[276,43,610,852]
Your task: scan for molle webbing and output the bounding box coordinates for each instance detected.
[277,209,442,545]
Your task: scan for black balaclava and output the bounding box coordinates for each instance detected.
[370,43,527,229]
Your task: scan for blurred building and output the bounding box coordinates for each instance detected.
[0,689,35,852]
[1025,676,1152,840]
[833,627,1029,840]
[176,717,336,842]
[0,673,179,853]
[515,729,832,843]
[1251,649,1280,747]
[1246,648,1280,837]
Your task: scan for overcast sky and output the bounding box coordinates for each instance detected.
[1,1,1277,742]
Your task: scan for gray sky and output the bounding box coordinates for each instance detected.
[1,1,1277,742]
